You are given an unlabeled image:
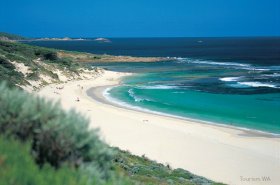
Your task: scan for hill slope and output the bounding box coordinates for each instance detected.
[0,40,98,90]
[0,32,27,41]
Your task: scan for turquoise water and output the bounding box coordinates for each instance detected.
[98,61,280,134]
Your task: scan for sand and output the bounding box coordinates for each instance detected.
[38,70,280,185]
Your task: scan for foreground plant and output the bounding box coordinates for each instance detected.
[0,83,112,178]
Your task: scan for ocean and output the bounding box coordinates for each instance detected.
[26,37,280,134]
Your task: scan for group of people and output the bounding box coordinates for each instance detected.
[53,85,64,95]
[52,84,82,102]
[77,84,84,90]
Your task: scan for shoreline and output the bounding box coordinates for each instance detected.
[38,70,280,185]
[87,84,280,138]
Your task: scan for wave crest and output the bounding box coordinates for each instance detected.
[175,58,280,72]
[220,77,242,82]
[237,82,279,89]
[136,85,178,90]
[176,58,251,67]
[128,89,155,102]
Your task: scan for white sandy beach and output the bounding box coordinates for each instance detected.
[38,70,280,185]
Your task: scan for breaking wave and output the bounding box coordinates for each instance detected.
[128,88,154,102]
[220,77,242,82]
[136,85,179,90]
[237,82,279,89]
[175,58,280,72]
[175,58,250,67]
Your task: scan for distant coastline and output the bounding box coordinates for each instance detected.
[25,37,111,42]
[30,37,86,41]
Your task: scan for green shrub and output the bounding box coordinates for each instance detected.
[0,137,90,185]
[35,49,58,61]
[0,56,25,87]
[112,149,226,185]
[0,56,15,69]
[0,83,112,178]
[5,53,28,62]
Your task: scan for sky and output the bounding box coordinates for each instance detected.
[0,0,280,38]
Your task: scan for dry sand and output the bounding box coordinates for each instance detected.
[38,70,280,185]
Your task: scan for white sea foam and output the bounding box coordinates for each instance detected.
[128,89,147,102]
[175,58,280,73]
[241,67,270,71]
[238,65,280,71]
[237,82,279,88]
[192,60,250,67]
[137,85,178,90]
[175,57,187,63]
[263,73,280,77]
[177,58,251,67]
[220,77,242,82]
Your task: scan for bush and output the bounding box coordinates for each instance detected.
[0,137,90,185]
[113,149,203,185]
[0,83,112,178]
[0,56,15,70]
[5,53,28,62]
[0,56,25,87]
[35,49,58,61]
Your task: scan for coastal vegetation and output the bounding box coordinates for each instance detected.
[0,32,27,41]
[0,40,94,90]
[58,50,172,63]
[0,37,223,185]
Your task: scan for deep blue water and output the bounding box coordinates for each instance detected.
[25,37,280,65]
[26,38,280,134]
